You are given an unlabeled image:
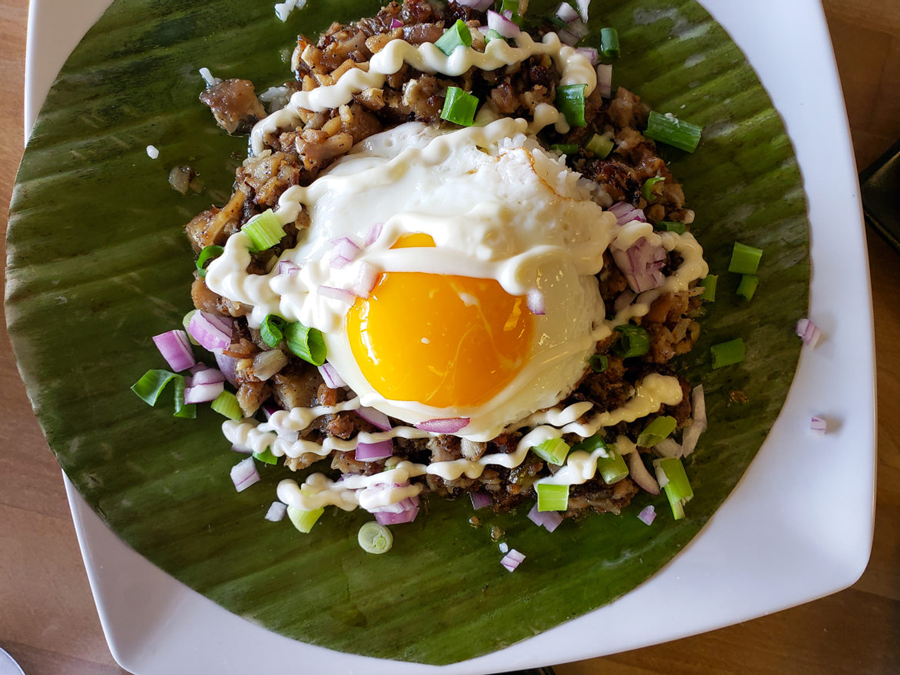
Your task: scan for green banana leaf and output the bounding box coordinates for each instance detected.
[6,0,808,665]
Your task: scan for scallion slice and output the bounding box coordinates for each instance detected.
[728,242,763,275]
[532,437,570,466]
[642,176,665,202]
[358,522,393,554]
[636,415,677,447]
[484,28,506,44]
[586,133,614,158]
[600,27,620,58]
[551,143,579,155]
[614,324,650,358]
[700,274,717,301]
[287,505,325,533]
[196,245,224,278]
[656,457,693,520]
[596,448,628,484]
[555,84,587,127]
[736,274,759,300]
[242,209,285,253]
[440,86,479,127]
[284,321,327,366]
[260,314,286,348]
[536,483,569,512]
[645,110,703,153]
[711,337,745,369]
[211,390,242,420]
[434,19,472,56]
[655,220,686,234]
[253,449,279,465]
[589,353,608,373]
[172,374,196,419]
[131,369,178,405]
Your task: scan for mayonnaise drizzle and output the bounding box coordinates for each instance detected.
[250,31,595,154]
[269,372,682,512]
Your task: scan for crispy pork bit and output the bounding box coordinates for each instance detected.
[199,79,267,135]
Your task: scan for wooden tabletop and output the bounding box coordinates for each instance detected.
[1,1,898,673]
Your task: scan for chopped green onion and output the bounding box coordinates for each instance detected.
[711,338,745,369]
[655,220,686,234]
[614,324,650,358]
[284,322,327,366]
[596,448,628,484]
[656,457,693,520]
[434,19,472,56]
[736,274,759,300]
[642,176,665,202]
[260,314,286,348]
[572,434,606,454]
[484,28,505,44]
[586,133,614,158]
[536,483,569,512]
[172,374,196,419]
[131,369,178,405]
[551,143,579,155]
[589,354,608,373]
[211,390,242,420]
[287,505,325,533]
[358,522,393,554]
[728,242,763,275]
[645,110,703,153]
[182,310,200,345]
[636,415,677,447]
[440,86,479,127]
[700,275,717,301]
[555,84,587,127]
[196,245,224,278]
[253,449,279,465]
[600,27,620,58]
[532,437,570,466]
[242,209,285,253]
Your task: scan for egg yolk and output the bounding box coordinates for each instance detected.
[346,234,533,408]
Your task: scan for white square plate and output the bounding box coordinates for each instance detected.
[25,0,875,673]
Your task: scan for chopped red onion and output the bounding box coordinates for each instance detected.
[796,318,822,348]
[637,505,656,526]
[555,2,580,23]
[614,289,636,313]
[355,439,394,461]
[188,312,232,352]
[613,238,667,294]
[364,222,383,246]
[527,289,546,316]
[457,0,493,10]
[597,63,613,98]
[608,202,647,226]
[389,17,403,28]
[189,363,210,376]
[330,255,352,270]
[356,406,392,431]
[231,457,260,492]
[353,261,379,299]
[487,10,520,38]
[415,417,470,433]
[575,0,590,21]
[653,438,681,458]
[205,313,233,335]
[331,237,361,263]
[679,385,707,457]
[557,27,579,46]
[567,18,589,38]
[184,381,224,404]
[265,501,287,522]
[191,368,225,386]
[152,330,196,372]
[278,260,300,276]
[318,362,347,389]
[470,491,492,510]
[627,452,660,495]
[527,503,563,532]
[810,416,827,437]
[374,496,420,525]
[318,285,356,304]
[214,350,239,386]
[500,548,525,572]
[576,46,599,65]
